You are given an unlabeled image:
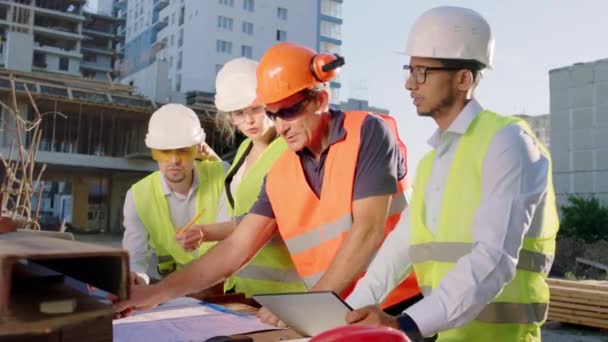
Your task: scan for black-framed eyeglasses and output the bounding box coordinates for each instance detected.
[265,96,311,122]
[403,65,463,84]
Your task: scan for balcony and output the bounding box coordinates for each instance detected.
[82,28,116,40]
[80,61,114,73]
[34,43,82,58]
[81,45,115,56]
[34,26,83,40]
[152,16,169,33]
[33,5,86,22]
[153,0,170,11]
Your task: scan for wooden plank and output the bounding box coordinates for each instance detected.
[550,295,608,307]
[549,285,608,300]
[548,312,608,329]
[549,306,608,320]
[550,299,608,313]
[547,278,608,291]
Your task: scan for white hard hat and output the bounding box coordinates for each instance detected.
[215,57,258,112]
[405,6,494,69]
[145,103,206,149]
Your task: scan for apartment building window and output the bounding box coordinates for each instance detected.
[177,29,184,47]
[321,0,342,18]
[241,45,252,58]
[219,0,234,6]
[320,41,341,55]
[178,6,185,26]
[242,21,253,35]
[216,40,232,54]
[276,30,287,41]
[176,73,182,92]
[59,57,69,71]
[170,34,174,47]
[277,7,287,20]
[215,64,223,74]
[243,0,254,12]
[320,20,341,40]
[171,12,175,25]
[169,56,174,67]
[177,51,182,70]
[217,16,233,30]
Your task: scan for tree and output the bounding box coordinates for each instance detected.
[559,195,608,242]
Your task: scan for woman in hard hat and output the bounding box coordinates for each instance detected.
[176,57,306,297]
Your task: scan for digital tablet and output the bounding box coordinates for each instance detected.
[253,291,353,337]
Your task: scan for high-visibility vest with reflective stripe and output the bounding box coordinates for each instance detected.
[223,137,306,296]
[132,160,225,275]
[266,111,420,308]
[409,110,559,341]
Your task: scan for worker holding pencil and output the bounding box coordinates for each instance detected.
[122,103,231,286]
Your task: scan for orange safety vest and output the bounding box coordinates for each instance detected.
[266,111,419,308]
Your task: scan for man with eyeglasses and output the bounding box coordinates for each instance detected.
[114,42,421,323]
[121,104,230,288]
[344,6,558,342]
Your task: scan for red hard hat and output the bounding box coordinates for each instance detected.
[310,325,411,342]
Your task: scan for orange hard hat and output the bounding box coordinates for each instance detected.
[256,42,345,105]
[310,325,411,342]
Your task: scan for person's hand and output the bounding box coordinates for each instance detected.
[257,306,286,328]
[197,142,220,161]
[346,305,399,329]
[175,225,207,251]
[112,284,164,318]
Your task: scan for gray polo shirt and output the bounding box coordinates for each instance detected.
[250,109,406,218]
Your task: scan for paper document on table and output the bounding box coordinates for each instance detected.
[113,298,281,342]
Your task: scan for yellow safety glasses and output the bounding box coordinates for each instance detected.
[151,146,198,162]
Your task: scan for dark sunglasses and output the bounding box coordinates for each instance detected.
[265,96,311,121]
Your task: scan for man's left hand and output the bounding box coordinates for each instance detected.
[113,284,164,318]
[346,305,399,329]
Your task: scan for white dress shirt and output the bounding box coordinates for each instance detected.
[122,162,230,284]
[346,99,551,337]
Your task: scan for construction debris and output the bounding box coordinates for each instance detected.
[547,278,608,329]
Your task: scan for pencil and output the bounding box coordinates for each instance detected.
[176,209,206,236]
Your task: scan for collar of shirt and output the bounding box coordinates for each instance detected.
[296,109,346,159]
[427,99,484,156]
[159,166,200,199]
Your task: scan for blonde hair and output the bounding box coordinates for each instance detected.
[215,110,237,143]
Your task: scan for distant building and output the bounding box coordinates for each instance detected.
[117,0,343,105]
[549,58,608,204]
[514,114,551,148]
[0,0,124,81]
[340,98,389,114]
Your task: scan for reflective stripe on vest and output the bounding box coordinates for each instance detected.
[409,110,559,339]
[226,138,306,296]
[267,111,419,308]
[409,242,554,275]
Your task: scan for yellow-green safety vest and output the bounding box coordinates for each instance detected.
[132,160,226,275]
[224,137,306,297]
[409,110,559,341]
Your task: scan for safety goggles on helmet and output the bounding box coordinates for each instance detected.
[151,146,197,162]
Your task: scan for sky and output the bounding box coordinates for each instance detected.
[88,0,608,173]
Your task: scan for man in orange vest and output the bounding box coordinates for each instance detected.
[114,42,419,324]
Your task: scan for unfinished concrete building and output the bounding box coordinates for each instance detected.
[0,0,124,80]
[0,69,230,234]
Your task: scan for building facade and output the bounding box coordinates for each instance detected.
[119,0,343,105]
[0,0,123,81]
[549,58,608,205]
